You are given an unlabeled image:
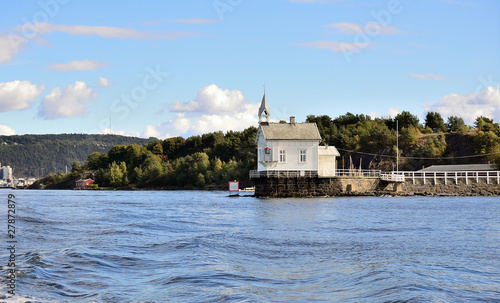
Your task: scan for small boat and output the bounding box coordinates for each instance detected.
[239,186,255,193]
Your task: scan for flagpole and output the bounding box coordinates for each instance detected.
[396,119,399,172]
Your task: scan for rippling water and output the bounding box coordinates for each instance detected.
[0,190,499,302]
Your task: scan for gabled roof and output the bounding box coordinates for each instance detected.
[419,164,494,171]
[318,146,341,156]
[258,93,270,117]
[259,123,321,140]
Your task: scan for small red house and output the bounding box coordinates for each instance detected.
[75,179,94,189]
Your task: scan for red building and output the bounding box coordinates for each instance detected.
[75,179,94,189]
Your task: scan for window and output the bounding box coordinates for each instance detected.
[279,150,286,163]
[299,150,307,163]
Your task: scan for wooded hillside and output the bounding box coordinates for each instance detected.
[0,134,153,177]
[307,112,500,170]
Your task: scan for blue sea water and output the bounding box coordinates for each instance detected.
[0,190,499,302]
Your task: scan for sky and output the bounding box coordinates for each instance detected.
[0,0,499,138]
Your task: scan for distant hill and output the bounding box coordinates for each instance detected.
[0,134,154,177]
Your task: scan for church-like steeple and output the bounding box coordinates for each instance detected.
[258,91,270,124]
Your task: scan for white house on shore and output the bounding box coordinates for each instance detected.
[253,93,340,177]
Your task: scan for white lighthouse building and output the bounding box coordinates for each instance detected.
[253,92,340,177]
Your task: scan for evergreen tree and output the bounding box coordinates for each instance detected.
[425,112,446,132]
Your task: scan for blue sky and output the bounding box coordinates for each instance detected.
[0,0,499,138]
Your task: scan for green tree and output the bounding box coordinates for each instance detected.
[195,173,206,187]
[71,160,82,173]
[394,111,420,131]
[446,116,467,132]
[357,120,395,152]
[472,131,500,154]
[474,116,500,133]
[108,145,128,164]
[109,161,128,187]
[86,152,109,170]
[125,144,145,168]
[137,152,163,186]
[151,143,163,155]
[417,135,447,158]
[95,167,111,187]
[399,127,419,148]
[425,112,446,132]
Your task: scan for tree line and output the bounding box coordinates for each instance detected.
[0,134,152,177]
[306,111,500,170]
[33,111,500,189]
[74,127,258,189]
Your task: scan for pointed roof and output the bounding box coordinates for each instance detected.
[258,93,270,117]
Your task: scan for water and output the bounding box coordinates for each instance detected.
[0,190,499,302]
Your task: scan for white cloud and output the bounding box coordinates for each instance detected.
[171,100,200,112]
[171,84,246,113]
[424,86,500,123]
[38,81,97,119]
[0,125,15,136]
[0,80,45,112]
[1,22,197,64]
[169,18,219,24]
[298,41,375,53]
[387,107,400,118]
[145,85,259,139]
[47,60,110,71]
[0,34,25,64]
[192,103,259,134]
[144,19,219,25]
[290,0,344,3]
[98,77,113,87]
[142,125,162,138]
[142,113,192,139]
[23,23,197,40]
[410,72,448,81]
[328,22,400,35]
[98,128,140,137]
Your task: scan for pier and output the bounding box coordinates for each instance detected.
[250,169,500,197]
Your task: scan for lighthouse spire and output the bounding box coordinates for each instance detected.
[258,88,270,124]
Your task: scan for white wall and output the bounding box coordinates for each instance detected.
[319,156,337,177]
[0,166,12,180]
[257,137,319,171]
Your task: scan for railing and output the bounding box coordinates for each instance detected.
[250,169,500,185]
[249,170,318,179]
[335,169,381,178]
[380,172,405,182]
[402,171,500,185]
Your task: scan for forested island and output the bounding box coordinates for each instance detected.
[18,111,500,190]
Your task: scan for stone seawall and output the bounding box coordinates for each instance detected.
[402,177,500,196]
[253,176,500,197]
[254,177,381,197]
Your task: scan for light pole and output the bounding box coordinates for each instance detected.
[396,119,399,172]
